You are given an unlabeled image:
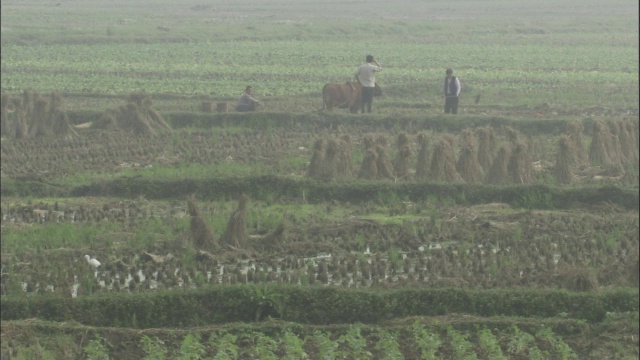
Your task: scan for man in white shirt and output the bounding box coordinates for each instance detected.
[444,69,461,114]
[355,55,382,114]
[236,86,259,112]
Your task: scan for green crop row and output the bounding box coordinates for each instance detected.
[2,42,637,103]
[11,315,629,360]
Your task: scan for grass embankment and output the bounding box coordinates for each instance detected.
[2,285,637,326]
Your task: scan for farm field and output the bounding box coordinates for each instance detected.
[1,0,639,359]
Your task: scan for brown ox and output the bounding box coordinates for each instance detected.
[322,81,382,113]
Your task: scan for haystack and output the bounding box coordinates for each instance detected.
[49,92,78,140]
[415,131,431,180]
[252,220,286,251]
[430,136,463,183]
[22,89,36,121]
[337,135,353,178]
[508,142,534,184]
[456,143,484,184]
[307,138,326,178]
[221,194,249,249]
[393,133,413,180]
[554,136,576,185]
[557,264,598,292]
[94,93,171,135]
[375,144,395,180]
[623,119,639,165]
[0,94,19,138]
[363,134,376,150]
[307,136,353,180]
[187,197,217,251]
[476,127,496,172]
[0,94,12,135]
[358,148,378,179]
[609,120,634,167]
[2,90,76,139]
[607,119,627,168]
[505,126,522,145]
[28,97,53,138]
[589,120,617,169]
[485,146,511,185]
[565,121,587,167]
[6,98,28,139]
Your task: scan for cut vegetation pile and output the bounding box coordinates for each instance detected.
[94,93,171,135]
[0,90,77,140]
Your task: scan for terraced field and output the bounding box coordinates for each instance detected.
[1,0,638,359]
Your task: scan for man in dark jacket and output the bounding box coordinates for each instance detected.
[444,69,461,114]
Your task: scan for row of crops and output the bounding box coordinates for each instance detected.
[7,317,615,360]
[1,42,638,105]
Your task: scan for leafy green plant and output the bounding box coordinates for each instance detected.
[535,326,578,360]
[311,330,339,360]
[209,331,239,360]
[140,335,167,360]
[375,329,404,360]
[477,328,507,360]
[337,327,371,360]
[507,325,536,355]
[446,326,477,360]
[412,321,442,359]
[177,333,205,360]
[281,330,309,360]
[251,286,284,321]
[251,332,278,360]
[83,335,110,360]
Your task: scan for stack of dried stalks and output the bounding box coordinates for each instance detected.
[307,136,353,180]
[554,136,577,185]
[359,134,394,180]
[375,136,395,180]
[221,194,249,249]
[358,148,378,179]
[505,126,522,146]
[48,92,78,140]
[393,132,413,180]
[430,134,463,183]
[508,142,534,184]
[95,93,171,135]
[252,220,286,251]
[187,197,217,251]
[476,127,496,173]
[337,135,354,177]
[485,146,511,185]
[415,131,431,180]
[556,264,599,292]
[619,120,639,166]
[565,121,588,168]
[609,119,635,168]
[307,138,327,178]
[456,129,484,184]
[0,90,76,139]
[589,119,617,171]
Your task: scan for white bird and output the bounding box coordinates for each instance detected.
[84,255,101,270]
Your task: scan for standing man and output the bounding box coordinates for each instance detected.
[355,55,382,114]
[235,86,259,112]
[444,69,461,114]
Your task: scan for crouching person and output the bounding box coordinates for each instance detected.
[235,86,259,112]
